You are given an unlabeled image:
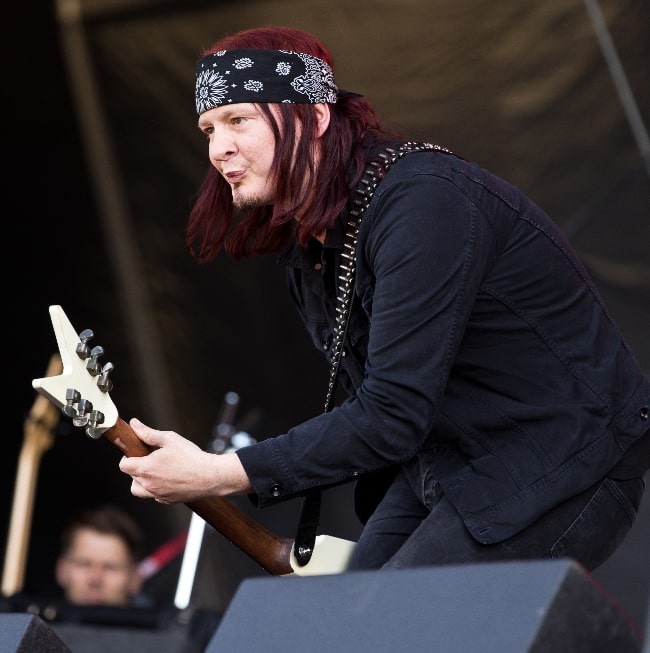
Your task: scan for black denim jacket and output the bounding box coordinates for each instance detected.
[237,146,649,544]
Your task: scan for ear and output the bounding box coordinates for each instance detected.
[55,556,68,587]
[129,567,144,597]
[314,103,331,138]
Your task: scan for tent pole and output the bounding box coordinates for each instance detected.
[55,0,179,428]
[583,0,650,177]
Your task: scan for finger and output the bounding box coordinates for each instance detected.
[130,479,144,497]
[130,478,154,500]
[118,454,140,475]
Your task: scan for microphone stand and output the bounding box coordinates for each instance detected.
[173,392,256,610]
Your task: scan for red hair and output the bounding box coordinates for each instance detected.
[186,27,398,262]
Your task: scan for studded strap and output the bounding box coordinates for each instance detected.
[323,140,450,412]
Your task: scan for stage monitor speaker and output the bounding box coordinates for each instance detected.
[0,614,72,653]
[643,597,650,653]
[206,558,642,653]
[51,623,204,653]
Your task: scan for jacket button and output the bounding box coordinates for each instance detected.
[641,406,649,421]
[270,482,282,497]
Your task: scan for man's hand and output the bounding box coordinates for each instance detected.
[118,418,253,503]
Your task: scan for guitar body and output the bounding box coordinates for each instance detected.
[290,535,356,576]
[32,305,355,577]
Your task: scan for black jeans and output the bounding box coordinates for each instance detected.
[347,470,645,572]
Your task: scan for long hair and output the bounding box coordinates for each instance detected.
[186,26,399,262]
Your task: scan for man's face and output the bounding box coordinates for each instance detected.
[55,528,141,606]
[198,103,278,210]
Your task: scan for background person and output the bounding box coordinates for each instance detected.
[54,504,147,607]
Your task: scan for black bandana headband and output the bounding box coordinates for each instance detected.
[195,48,339,115]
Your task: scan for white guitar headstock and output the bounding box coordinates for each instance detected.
[32,305,118,439]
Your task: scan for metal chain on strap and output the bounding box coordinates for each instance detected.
[323,140,450,412]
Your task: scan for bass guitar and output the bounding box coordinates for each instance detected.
[31,305,355,577]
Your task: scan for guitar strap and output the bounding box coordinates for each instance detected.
[293,141,448,567]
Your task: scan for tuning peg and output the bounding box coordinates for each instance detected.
[62,388,81,418]
[97,361,114,392]
[86,409,105,439]
[76,329,94,360]
[72,397,93,427]
[86,345,105,376]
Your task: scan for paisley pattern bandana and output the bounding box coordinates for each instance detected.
[195,48,338,115]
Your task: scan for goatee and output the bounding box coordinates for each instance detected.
[233,192,265,211]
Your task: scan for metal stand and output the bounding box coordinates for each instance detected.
[173,392,256,610]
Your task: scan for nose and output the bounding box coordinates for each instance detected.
[84,564,106,586]
[209,128,237,166]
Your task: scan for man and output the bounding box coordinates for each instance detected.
[118,26,649,573]
[55,505,145,606]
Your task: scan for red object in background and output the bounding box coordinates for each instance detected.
[139,529,188,580]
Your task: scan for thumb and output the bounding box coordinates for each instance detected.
[129,417,162,447]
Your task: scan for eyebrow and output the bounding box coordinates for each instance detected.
[197,107,237,129]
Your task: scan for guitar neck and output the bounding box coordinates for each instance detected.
[1,430,50,596]
[103,418,294,576]
[2,354,62,597]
